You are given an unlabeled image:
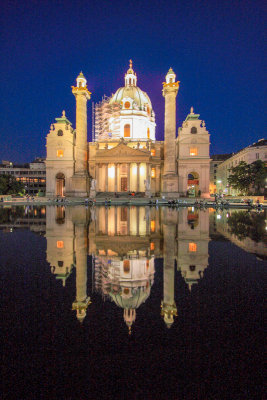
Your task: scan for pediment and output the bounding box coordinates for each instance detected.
[96,142,150,161]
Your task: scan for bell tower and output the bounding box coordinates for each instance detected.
[162,68,180,196]
[71,72,91,196]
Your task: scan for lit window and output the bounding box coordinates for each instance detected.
[151,149,156,156]
[151,167,156,178]
[124,101,130,109]
[123,260,130,273]
[147,106,150,114]
[57,149,64,158]
[57,241,64,249]
[124,288,129,294]
[147,128,150,138]
[150,220,155,232]
[146,260,149,269]
[150,242,155,251]
[124,124,130,137]
[189,242,197,252]
[190,148,198,156]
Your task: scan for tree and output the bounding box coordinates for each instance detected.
[227,161,252,195]
[227,160,267,195]
[0,175,25,195]
[250,160,267,194]
[227,210,266,243]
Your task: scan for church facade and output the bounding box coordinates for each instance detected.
[46,63,210,198]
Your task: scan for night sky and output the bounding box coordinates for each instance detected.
[1,0,265,163]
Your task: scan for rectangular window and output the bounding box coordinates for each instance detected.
[150,242,155,251]
[123,260,130,273]
[189,242,197,252]
[151,149,156,156]
[57,241,64,249]
[150,220,155,233]
[151,167,156,178]
[256,153,259,159]
[190,148,198,156]
[57,149,64,158]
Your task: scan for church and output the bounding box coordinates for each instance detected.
[46,62,210,198]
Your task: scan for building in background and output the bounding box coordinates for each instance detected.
[209,154,232,194]
[46,62,211,198]
[216,139,267,195]
[0,158,46,195]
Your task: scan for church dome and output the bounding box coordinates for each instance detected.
[108,285,152,310]
[109,85,152,109]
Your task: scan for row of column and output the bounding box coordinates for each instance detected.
[96,206,154,236]
[96,163,151,192]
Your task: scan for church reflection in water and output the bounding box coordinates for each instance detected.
[46,205,210,331]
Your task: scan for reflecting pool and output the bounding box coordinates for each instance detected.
[1,206,266,399]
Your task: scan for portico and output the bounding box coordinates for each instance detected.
[92,141,159,194]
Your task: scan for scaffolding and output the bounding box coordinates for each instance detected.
[92,95,121,141]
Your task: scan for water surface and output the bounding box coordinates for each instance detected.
[1,206,266,399]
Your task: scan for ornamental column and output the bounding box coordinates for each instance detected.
[72,219,90,323]
[72,72,91,174]
[137,163,140,192]
[115,163,118,192]
[162,68,180,196]
[161,210,177,328]
[127,164,130,191]
[96,164,99,192]
[105,164,109,192]
[71,72,91,196]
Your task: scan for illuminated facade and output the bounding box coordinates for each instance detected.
[46,63,211,197]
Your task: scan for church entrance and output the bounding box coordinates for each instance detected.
[56,173,65,196]
[121,177,127,192]
[187,173,199,197]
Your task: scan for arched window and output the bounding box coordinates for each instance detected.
[146,106,150,114]
[124,124,130,137]
[191,127,197,134]
[57,130,63,136]
[147,127,150,138]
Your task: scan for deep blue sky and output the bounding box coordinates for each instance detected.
[0,0,265,163]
